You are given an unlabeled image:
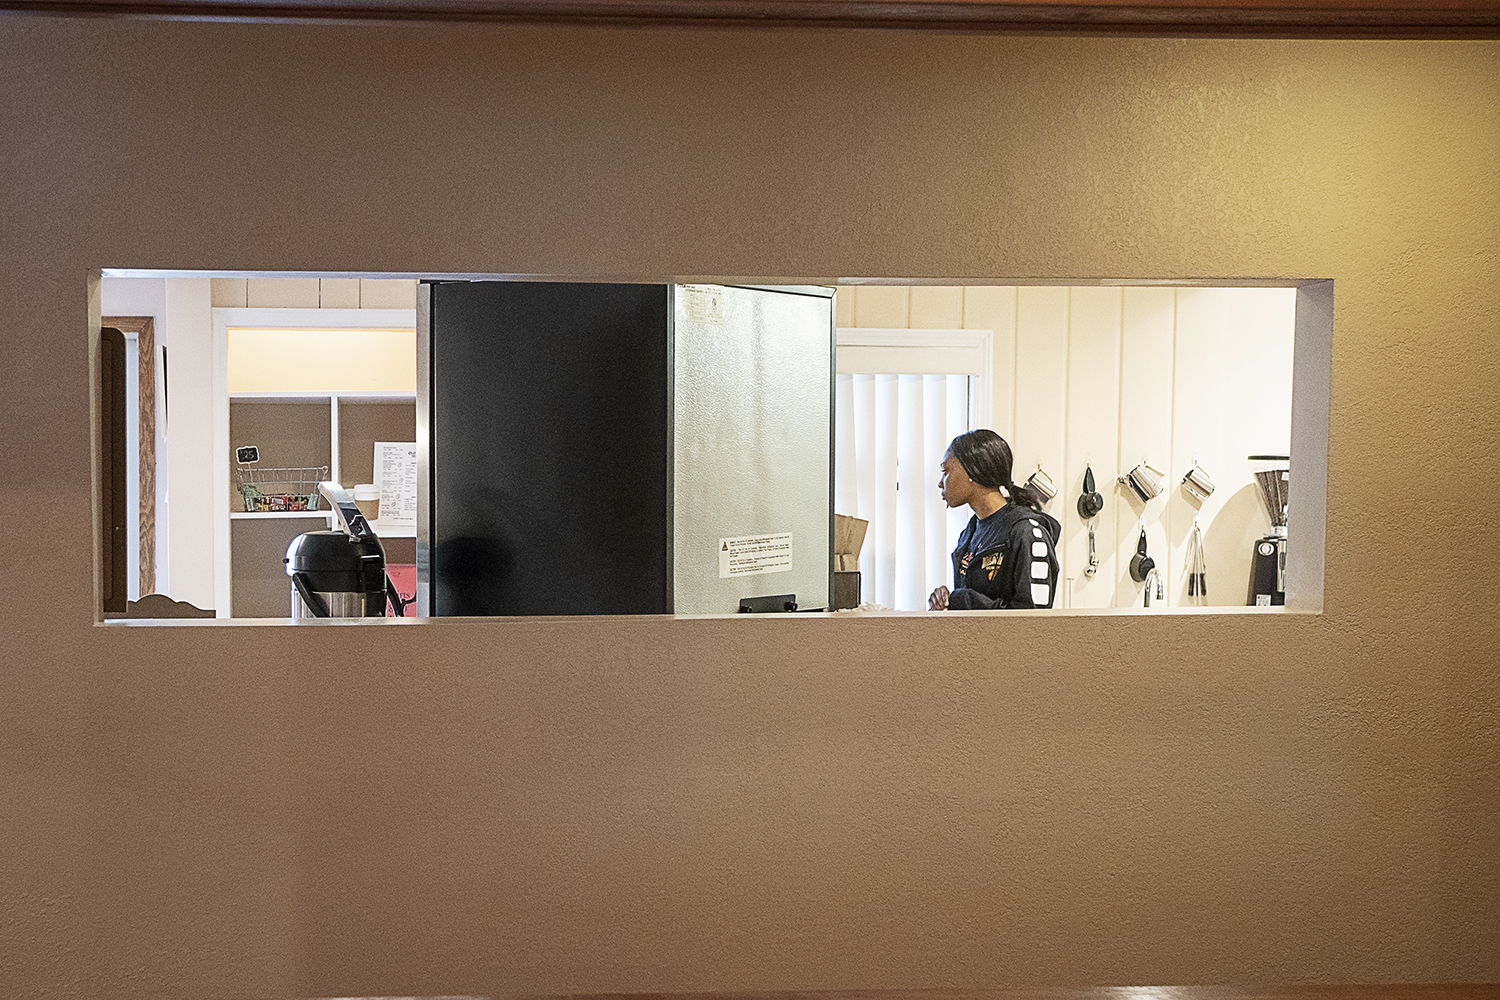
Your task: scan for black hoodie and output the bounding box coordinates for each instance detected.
[948,503,1062,609]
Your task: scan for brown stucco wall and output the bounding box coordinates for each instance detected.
[1,19,1497,999]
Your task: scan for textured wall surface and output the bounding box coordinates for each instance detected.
[0,19,1498,999]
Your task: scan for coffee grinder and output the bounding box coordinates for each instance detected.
[284,482,408,618]
[1247,455,1290,606]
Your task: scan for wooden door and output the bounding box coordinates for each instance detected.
[100,326,128,615]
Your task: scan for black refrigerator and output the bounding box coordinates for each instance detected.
[417,281,834,617]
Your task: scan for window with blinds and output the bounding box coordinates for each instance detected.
[835,372,976,610]
[833,327,992,611]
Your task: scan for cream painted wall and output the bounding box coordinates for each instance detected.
[837,285,1295,608]
[157,280,218,610]
[3,20,1499,1000]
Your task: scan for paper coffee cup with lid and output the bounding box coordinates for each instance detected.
[353,484,380,522]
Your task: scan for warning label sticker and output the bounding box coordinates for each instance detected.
[718,533,793,579]
[680,284,725,326]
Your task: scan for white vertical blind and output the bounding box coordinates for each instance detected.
[836,372,974,610]
[872,375,897,606]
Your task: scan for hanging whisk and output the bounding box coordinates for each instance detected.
[1186,518,1208,602]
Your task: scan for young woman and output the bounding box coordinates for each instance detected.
[928,429,1061,610]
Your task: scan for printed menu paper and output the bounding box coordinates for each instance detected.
[374,441,418,528]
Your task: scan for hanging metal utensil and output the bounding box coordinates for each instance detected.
[1186,517,1208,603]
[1182,462,1216,502]
[1119,460,1165,503]
[1025,465,1058,504]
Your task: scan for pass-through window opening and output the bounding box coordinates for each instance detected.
[92,271,1329,622]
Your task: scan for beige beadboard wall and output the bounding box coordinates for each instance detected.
[3,18,1499,1000]
[837,285,1296,608]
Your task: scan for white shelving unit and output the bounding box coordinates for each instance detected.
[228,509,414,537]
[229,510,336,520]
[212,308,418,618]
[227,389,416,516]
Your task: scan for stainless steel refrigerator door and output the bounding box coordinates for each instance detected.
[672,284,833,615]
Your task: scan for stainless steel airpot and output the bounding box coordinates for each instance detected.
[284,482,404,619]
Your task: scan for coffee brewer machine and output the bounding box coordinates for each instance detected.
[284,482,407,618]
[1248,455,1290,606]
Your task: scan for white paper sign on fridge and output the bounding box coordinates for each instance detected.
[718,533,793,579]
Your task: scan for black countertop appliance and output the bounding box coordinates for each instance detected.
[1248,455,1290,606]
[284,482,399,618]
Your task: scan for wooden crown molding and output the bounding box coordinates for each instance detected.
[6,0,1500,36]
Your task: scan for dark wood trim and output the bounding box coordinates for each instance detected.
[100,327,128,616]
[104,316,156,597]
[138,319,156,595]
[5,0,1500,36]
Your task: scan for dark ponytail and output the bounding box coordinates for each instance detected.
[949,429,1045,511]
[1007,479,1046,511]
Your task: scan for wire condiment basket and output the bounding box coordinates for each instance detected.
[236,465,329,512]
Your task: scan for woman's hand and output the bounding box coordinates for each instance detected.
[928,585,950,610]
